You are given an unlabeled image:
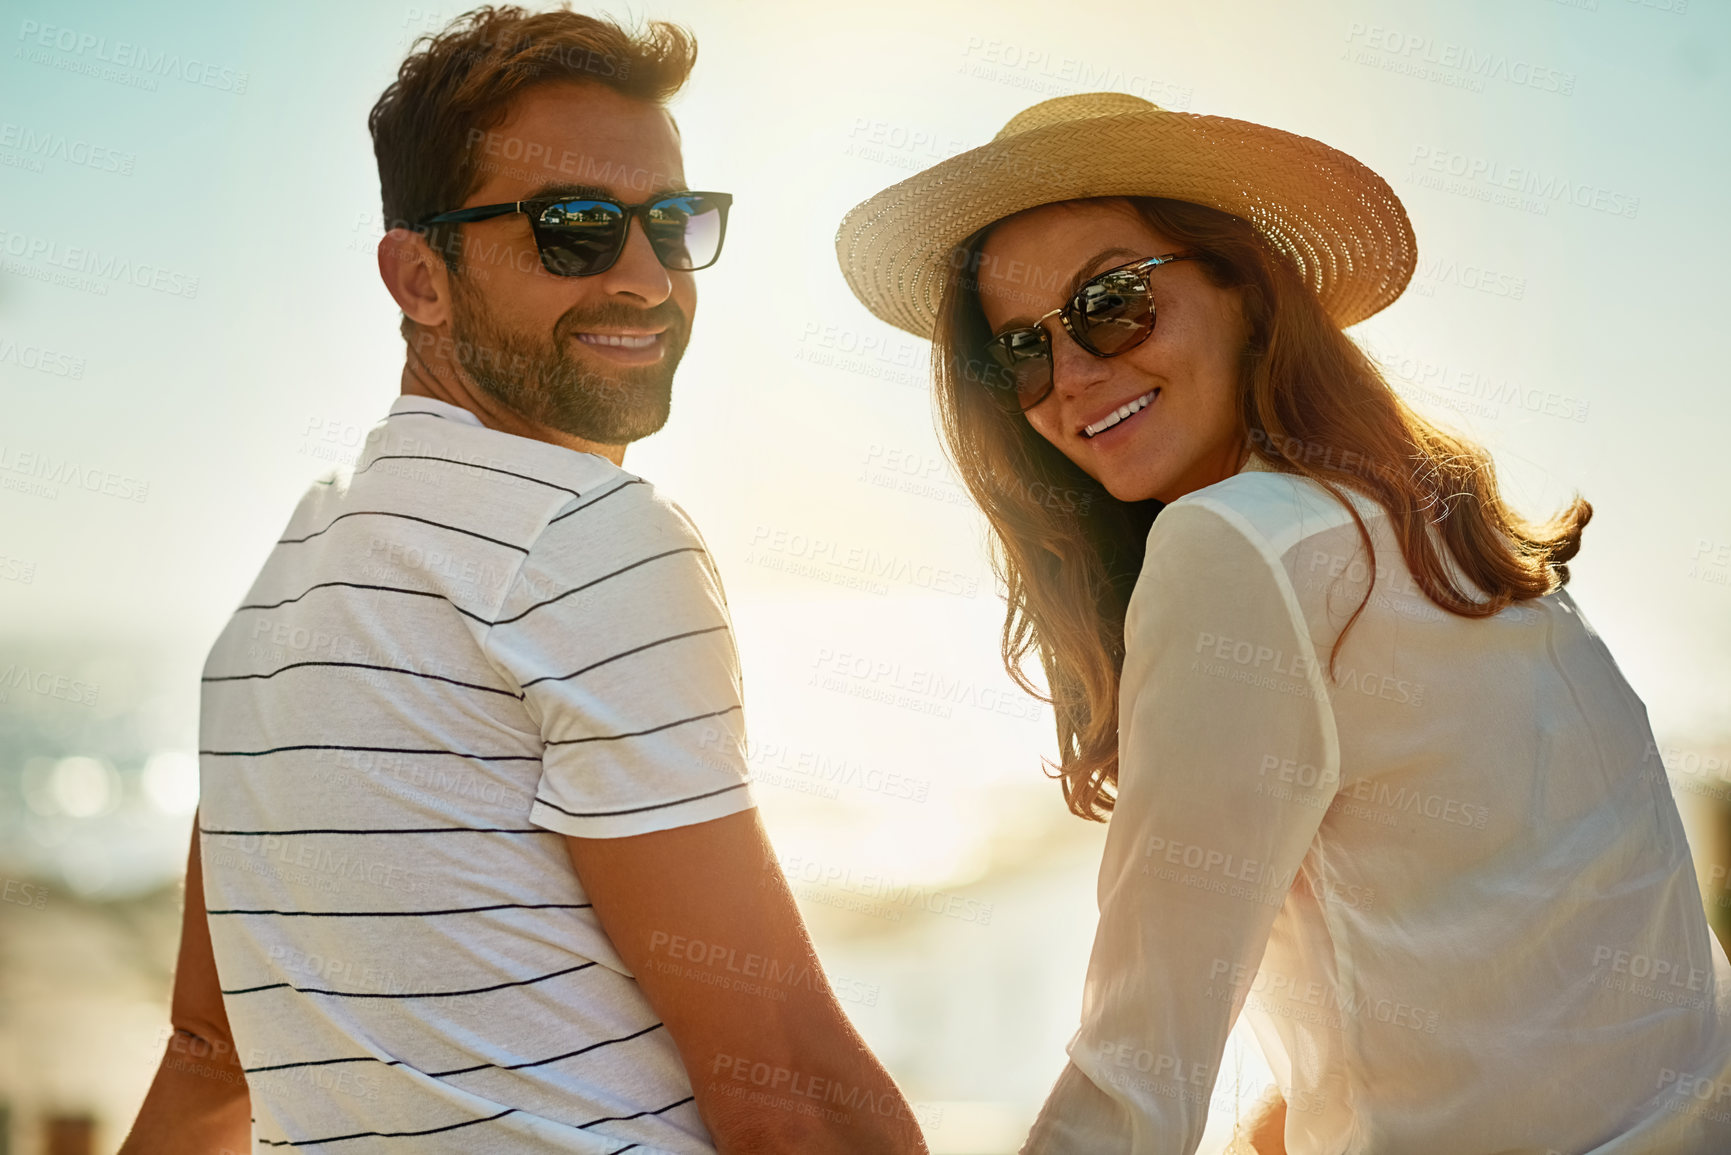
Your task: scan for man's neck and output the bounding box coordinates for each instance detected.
[399,332,627,467]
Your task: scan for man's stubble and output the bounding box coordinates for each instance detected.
[446,268,690,445]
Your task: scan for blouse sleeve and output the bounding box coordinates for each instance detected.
[1022,498,1340,1155]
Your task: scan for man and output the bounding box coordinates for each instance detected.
[120,7,926,1153]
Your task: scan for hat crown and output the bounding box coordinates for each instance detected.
[991,92,1163,141]
[836,93,1418,339]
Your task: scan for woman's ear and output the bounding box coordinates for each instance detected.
[1232,281,1269,358]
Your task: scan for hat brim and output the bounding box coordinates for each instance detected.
[834,107,1417,339]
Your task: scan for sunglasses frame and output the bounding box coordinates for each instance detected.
[417,190,734,277]
[982,251,1199,413]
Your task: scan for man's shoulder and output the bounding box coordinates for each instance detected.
[278,399,729,613]
[368,398,629,508]
[525,470,709,556]
[499,470,722,625]
[489,477,726,639]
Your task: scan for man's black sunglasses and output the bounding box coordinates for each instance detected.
[418,191,733,277]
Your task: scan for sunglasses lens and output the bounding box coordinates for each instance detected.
[984,329,1052,410]
[1073,269,1155,354]
[535,200,628,276]
[534,195,729,275]
[643,194,728,271]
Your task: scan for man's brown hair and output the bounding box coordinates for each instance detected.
[368,4,697,272]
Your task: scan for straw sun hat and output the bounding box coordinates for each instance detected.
[834,92,1417,339]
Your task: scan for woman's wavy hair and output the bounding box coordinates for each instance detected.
[931,196,1591,821]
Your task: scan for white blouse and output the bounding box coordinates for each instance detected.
[1021,453,1731,1154]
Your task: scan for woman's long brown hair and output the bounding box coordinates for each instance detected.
[931,196,1591,821]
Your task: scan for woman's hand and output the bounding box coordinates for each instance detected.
[1226,1084,1287,1155]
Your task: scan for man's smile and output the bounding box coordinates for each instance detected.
[573,329,667,363]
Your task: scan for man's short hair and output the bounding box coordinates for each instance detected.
[368,4,697,273]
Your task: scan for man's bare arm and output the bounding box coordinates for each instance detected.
[565,808,928,1154]
[119,817,251,1154]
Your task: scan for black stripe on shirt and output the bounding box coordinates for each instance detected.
[256,1107,517,1148]
[199,743,541,762]
[234,581,490,623]
[222,960,596,999]
[547,477,644,524]
[491,547,703,626]
[386,409,453,422]
[357,454,581,498]
[201,825,547,836]
[246,1054,403,1075]
[535,779,749,820]
[429,1021,665,1077]
[208,902,590,917]
[277,510,528,554]
[519,626,729,690]
[253,1092,691,1149]
[582,1093,697,1129]
[201,660,521,699]
[243,1020,659,1076]
[545,704,742,747]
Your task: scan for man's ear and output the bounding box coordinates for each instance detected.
[378,228,451,329]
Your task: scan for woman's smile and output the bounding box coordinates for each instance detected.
[1079,386,1160,439]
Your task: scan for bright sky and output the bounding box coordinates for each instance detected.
[2,0,1727,1147]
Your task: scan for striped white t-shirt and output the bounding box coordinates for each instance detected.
[198,395,755,1153]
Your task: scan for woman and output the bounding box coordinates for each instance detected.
[835,93,1731,1154]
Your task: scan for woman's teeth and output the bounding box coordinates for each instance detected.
[577,332,659,348]
[1082,389,1159,438]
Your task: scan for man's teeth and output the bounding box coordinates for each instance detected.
[1082,389,1159,438]
[578,333,659,349]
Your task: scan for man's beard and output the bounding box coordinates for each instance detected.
[446,273,689,444]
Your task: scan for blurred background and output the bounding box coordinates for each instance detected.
[1,0,1728,1151]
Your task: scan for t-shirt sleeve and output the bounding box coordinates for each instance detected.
[1035,499,1339,1154]
[482,480,756,838]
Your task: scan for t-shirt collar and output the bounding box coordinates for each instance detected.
[388,395,484,427]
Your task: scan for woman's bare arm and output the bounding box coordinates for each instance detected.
[1227,1085,1287,1155]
